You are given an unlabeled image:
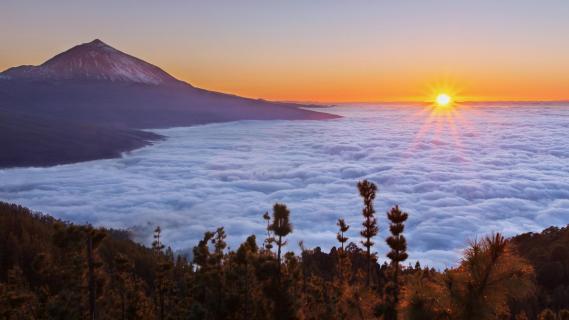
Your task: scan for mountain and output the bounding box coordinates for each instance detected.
[0,39,338,167]
[2,39,177,84]
[0,109,161,168]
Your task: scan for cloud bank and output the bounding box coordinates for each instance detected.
[1,104,568,268]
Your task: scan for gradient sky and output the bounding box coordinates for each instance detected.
[1,0,568,102]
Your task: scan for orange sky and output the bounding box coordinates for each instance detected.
[1,1,568,102]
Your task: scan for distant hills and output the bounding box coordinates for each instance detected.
[0,39,338,167]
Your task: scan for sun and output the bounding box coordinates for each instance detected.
[435,93,452,107]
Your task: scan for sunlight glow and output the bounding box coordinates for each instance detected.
[405,81,478,165]
[435,93,452,107]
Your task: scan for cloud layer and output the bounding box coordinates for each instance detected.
[1,104,568,268]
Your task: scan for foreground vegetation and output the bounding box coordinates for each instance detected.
[1,180,568,319]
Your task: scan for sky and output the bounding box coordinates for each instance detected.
[1,0,569,102]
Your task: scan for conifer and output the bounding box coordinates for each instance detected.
[336,218,350,253]
[269,203,293,276]
[358,179,378,287]
[384,205,409,320]
[538,309,557,320]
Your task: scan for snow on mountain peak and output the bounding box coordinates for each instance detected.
[1,39,179,85]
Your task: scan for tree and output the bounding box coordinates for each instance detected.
[538,309,557,320]
[190,231,214,318]
[336,218,350,282]
[212,227,227,267]
[515,311,529,320]
[384,205,409,320]
[399,270,451,320]
[336,218,350,253]
[262,211,274,252]
[400,234,534,320]
[86,227,106,320]
[446,233,535,320]
[269,203,293,276]
[0,267,36,319]
[151,226,172,320]
[152,226,165,254]
[212,227,227,317]
[268,203,294,320]
[235,235,259,319]
[358,180,378,288]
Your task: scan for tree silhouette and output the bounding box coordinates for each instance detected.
[151,226,172,320]
[269,203,293,276]
[358,180,378,287]
[538,309,557,320]
[2,193,562,319]
[212,227,227,317]
[336,218,350,253]
[336,218,350,282]
[446,233,535,320]
[266,203,295,320]
[384,205,409,320]
[262,211,274,252]
[515,311,529,320]
[86,226,106,320]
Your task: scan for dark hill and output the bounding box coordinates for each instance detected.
[0,109,161,168]
[510,225,569,315]
[0,39,339,167]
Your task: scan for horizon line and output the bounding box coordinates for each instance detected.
[277,99,569,106]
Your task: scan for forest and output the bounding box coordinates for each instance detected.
[1,180,568,320]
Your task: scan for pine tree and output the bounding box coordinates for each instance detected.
[263,211,274,252]
[336,218,350,253]
[269,203,293,276]
[336,218,350,281]
[235,235,259,319]
[515,312,529,320]
[447,233,535,320]
[152,226,165,254]
[0,267,36,319]
[268,203,294,320]
[112,254,130,320]
[538,309,557,320]
[151,226,170,320]
[384,205,409,320]
[190,231,214,318]
[86,226,106,320]
[358,180,378,288]
[212,227,227,267]
[212,227,227,318]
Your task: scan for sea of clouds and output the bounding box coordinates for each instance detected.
[1,104,568,268]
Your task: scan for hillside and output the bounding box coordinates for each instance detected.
[0,39,338,168]
[0,109,161,168]
[510,226,569,316]
[1,200,567,319]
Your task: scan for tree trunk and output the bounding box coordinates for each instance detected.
[244,260,249,319]
[160,287,164,320]
[393,262,399,320]
[277,235,282,276]
[87,235,96,320]
[366,245,371,288]
[121,291,125,320]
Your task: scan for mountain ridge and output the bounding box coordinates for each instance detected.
[0,39,339,168]
[1,39,180,85]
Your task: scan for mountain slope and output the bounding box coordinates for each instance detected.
[2,39,178,85]
[0,40,338,167]
[0,109,162,168]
